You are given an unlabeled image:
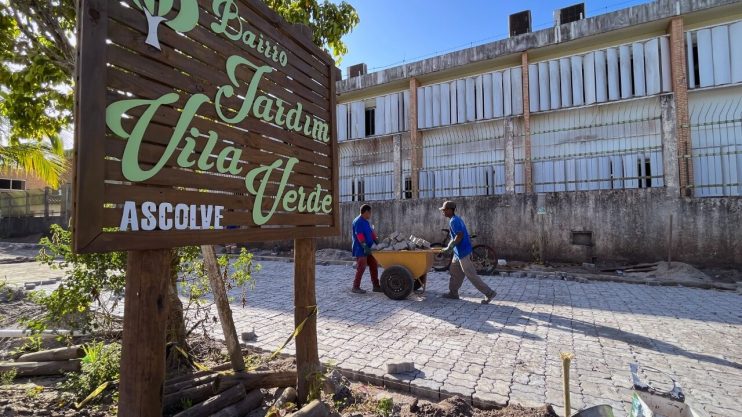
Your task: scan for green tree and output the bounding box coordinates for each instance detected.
[0,1,72,186]
[264,0,359,60]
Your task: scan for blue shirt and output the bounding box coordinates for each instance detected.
[449,215,473,259]
[351,215,374,257]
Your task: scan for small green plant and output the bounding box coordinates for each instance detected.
[0,369,17,385]
[30,224,127,334]
[60,342,122,403]
[218,248,260,307]
[14,334,42,355]
[376,397,394,417]
[26,385,44,398]
[180,397,193,411]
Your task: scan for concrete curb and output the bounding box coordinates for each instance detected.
[241,343,506,409]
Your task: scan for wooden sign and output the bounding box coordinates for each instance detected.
[74,0,339,253]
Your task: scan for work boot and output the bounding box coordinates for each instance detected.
[481,290,497,304]
[351,287,367,294]
[372,285,383,293]
[440,292,459,300]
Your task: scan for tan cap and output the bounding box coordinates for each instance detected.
[438,201,456,211]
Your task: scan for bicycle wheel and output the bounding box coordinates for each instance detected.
[471,244,496,275]
[431,243,452,271]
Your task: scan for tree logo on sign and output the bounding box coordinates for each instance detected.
[133,0,199,50]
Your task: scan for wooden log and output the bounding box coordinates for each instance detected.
[201,245,246,373]
[210,389,264,417]
[17,345,85,362]
[173,383,246,417]
[0,360,81,376]
[163,380,234,415]
[294,238,319,403]
[217,370,298,392]
[274,387,298,409]
[288,400,329,417]
[118,249,172,417]
[165,363,232,386]
[164,373,220,395]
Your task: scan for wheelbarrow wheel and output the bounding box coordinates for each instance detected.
[381,266,414,300]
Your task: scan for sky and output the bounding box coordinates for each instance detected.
[336,0,653,77]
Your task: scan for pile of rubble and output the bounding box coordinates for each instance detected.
[372,232,432,251]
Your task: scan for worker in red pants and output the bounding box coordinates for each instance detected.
[351,204,381,294]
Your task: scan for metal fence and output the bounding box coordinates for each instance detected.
[418,119,510,197]
[339,136,397,202]
[531,96,664,192]
[0,186,71,218]
[690,86,742,197]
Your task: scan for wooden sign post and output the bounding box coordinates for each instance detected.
[73,0,339,414]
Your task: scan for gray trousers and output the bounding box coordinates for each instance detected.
[449,254,494,296]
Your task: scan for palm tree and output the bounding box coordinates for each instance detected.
[0,119,67,188]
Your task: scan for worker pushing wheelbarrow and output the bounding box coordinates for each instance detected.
[350,201,497,304]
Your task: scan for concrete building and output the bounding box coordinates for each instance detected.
[323,0,742,266]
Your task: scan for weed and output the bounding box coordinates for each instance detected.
[0,369,17,385]
[26,385,44,398]
[14,334,42,355]
[377,397,394,417]
[180,397,193,411]
[59,342,121,403]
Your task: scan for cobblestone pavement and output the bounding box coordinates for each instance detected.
[0,261,62,286]
[212,260,742,417]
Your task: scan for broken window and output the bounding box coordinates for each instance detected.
[364,108,375,137]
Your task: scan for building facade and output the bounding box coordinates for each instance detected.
[324,0,742,265]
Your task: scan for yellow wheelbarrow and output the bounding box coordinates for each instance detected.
[371,249,439,300]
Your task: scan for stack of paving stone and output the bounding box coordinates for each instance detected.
[372,232,431,251]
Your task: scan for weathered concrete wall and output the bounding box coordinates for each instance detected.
[0,216,64,239]
[317,190,742,266]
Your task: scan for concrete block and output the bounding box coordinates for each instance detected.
[410,379,441,401]
[393,242,408,250]
[24,283,36,290]
[241,330,257,342]
[386,361,415,374]
[473,391,509,409]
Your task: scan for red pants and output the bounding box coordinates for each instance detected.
[354,255,380,288]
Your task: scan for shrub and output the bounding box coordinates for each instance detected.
[60,342,122,402]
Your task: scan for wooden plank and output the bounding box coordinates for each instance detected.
[102,208,334,228]
[85,227,338,253]
[158,0,330,86]
[107,2,327,102]
[118,249,171,417]
[294,238,319,403]
[108,16,328,119]
[330,68,340,229]
[73,0,108,252]
[106,45,330,155]
[104,71,330,164]
[104,137,331,185]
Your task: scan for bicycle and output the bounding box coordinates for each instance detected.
[431,228,497,274]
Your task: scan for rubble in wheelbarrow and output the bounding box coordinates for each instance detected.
[371,232,432,251]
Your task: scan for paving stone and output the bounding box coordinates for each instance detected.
[472,391,508,408]
[410,378,441,401]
